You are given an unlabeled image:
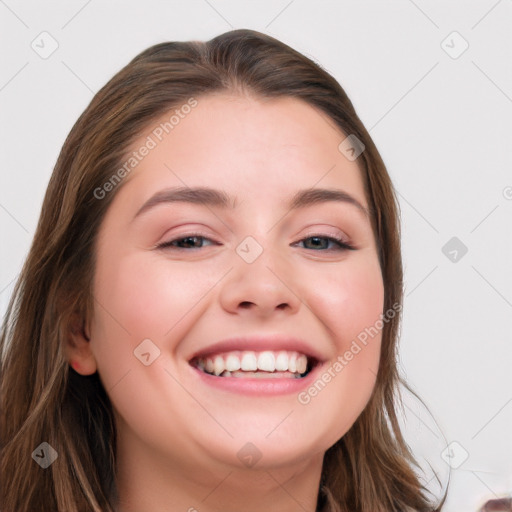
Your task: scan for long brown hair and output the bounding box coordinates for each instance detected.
[0,29,445,511]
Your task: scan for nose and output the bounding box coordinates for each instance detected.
[218,242,301,319]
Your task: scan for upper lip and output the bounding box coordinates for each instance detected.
[188,335,328,364]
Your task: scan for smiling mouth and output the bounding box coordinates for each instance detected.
[190,350,317,379]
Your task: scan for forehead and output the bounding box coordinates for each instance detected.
[146,92,349,166]
[114,92,368,214]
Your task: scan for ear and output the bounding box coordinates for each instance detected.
[65,312,97,376]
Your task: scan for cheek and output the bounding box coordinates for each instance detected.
[89,250,219,391]
[93,252,219,339]
[294,256,384,445]
[89,252,223,429]
[307,254,385,348]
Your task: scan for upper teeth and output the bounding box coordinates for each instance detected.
[196,350,309,376]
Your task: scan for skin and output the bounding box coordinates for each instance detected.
[66,92,385,512]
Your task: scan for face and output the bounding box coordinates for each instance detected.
[78,93,384,474]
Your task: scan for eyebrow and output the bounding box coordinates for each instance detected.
[133,186,370,220]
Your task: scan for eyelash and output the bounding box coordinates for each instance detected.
[156,233,356,252]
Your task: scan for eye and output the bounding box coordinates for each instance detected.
[156,233,355,252]
[294,235,355,252]
[156,234,219,250]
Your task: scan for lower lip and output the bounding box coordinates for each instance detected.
[190,362,324,396]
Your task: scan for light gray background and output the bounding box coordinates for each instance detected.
[1,1,511,511]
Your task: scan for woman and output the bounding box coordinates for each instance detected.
[0,29,445,511]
